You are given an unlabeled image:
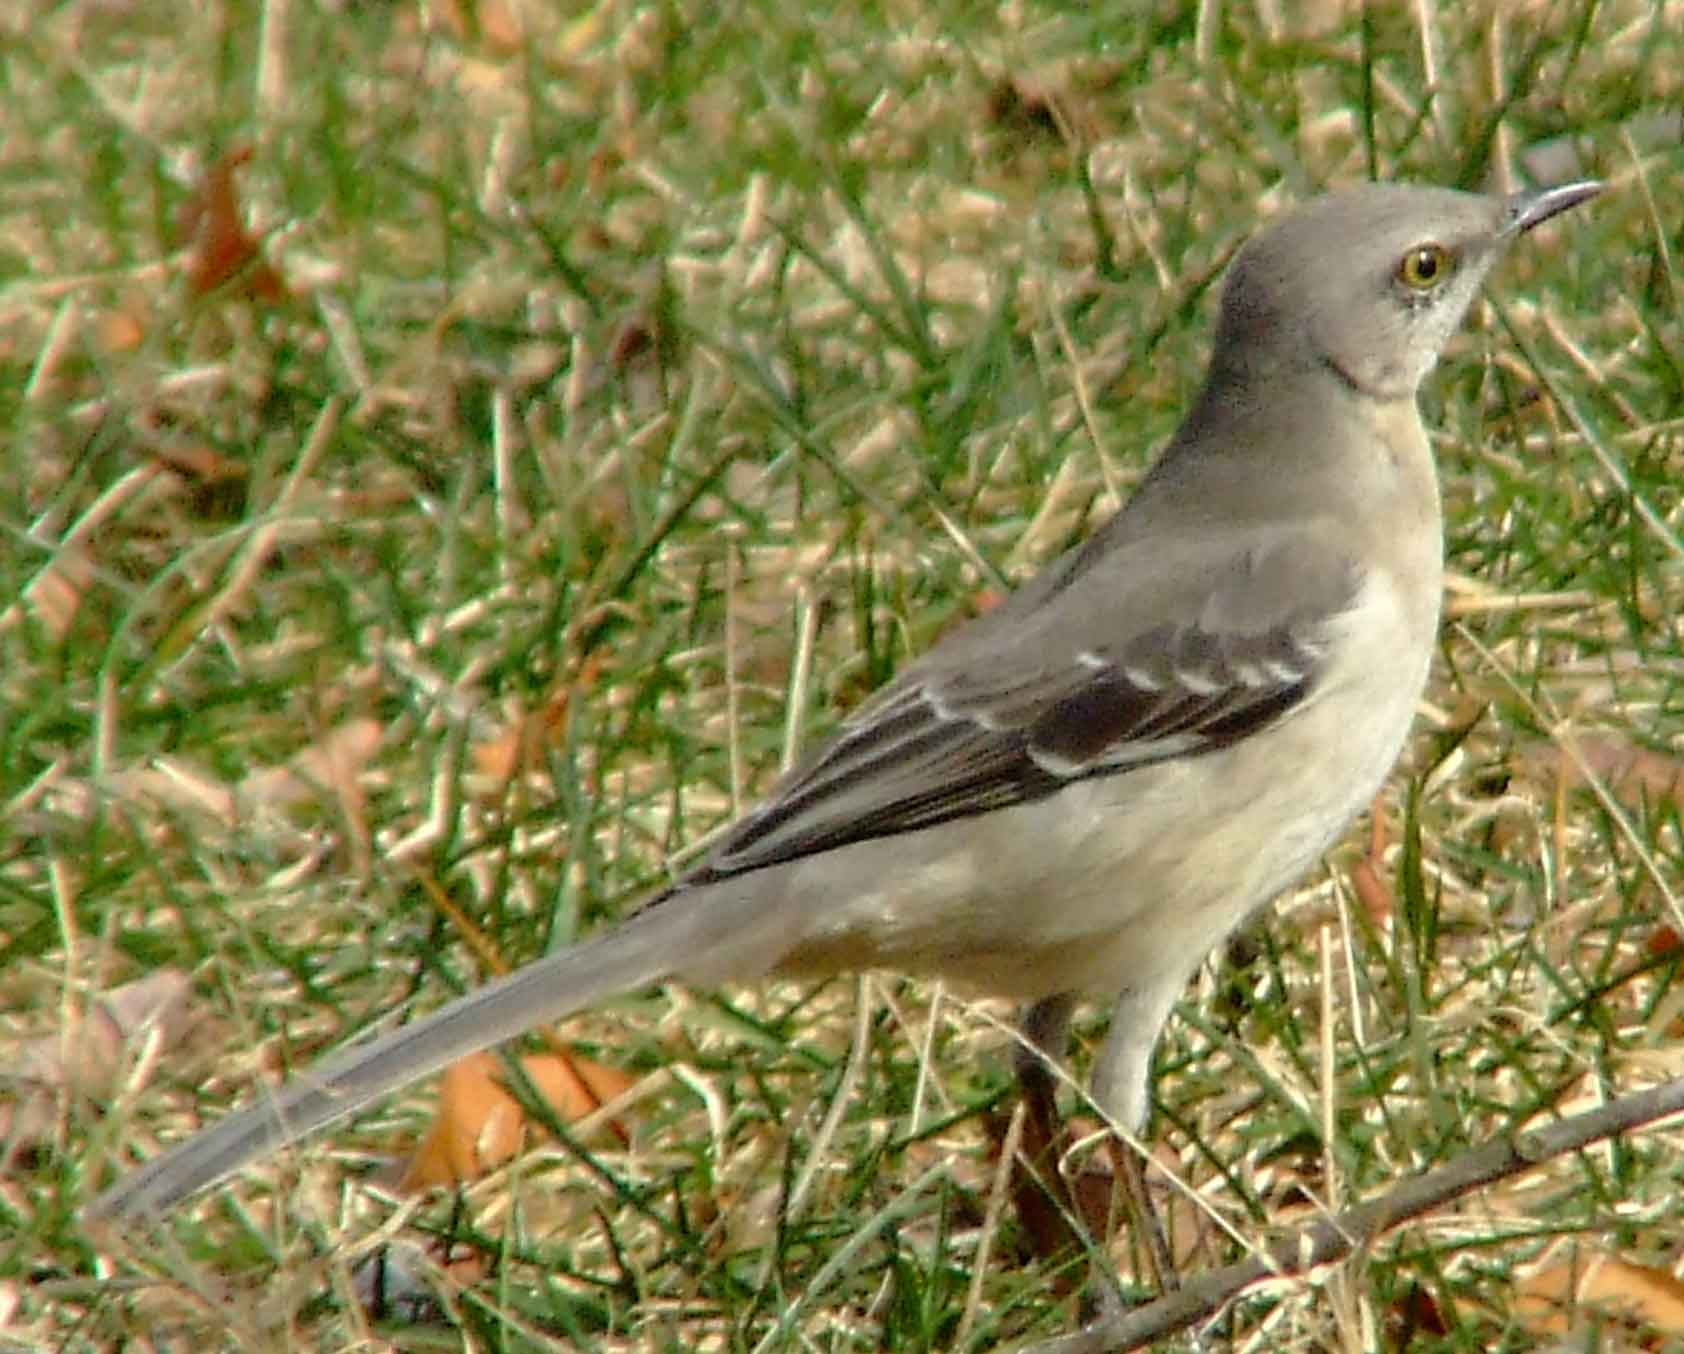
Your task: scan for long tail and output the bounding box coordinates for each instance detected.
[88,892,761,1220]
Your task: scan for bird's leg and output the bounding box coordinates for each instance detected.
[1089,983,1189,1296]
[1012,991,1178,1303]
[1011,993,1090,1265]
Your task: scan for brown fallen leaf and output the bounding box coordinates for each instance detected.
[429,0,524,52]
[94,305,146,354]
[179,146,286,302]
[470,658,604,787]
[2,970,193,1148]
[1572,732,1684,802]
[1385,1281,1453,1345]
[1648,926,1683,958]
[1523,731,1684,807]
[23,545,96,642]
[150,442,249,519]
[98,721,381,837]
[400,1049,635,1191]
[1347,796,1394,925]
[987,78,1065,139]
[242,717,383,811]
[1518,1246,1684,1339]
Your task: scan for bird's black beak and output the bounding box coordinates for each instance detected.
[1503,180,1603,236]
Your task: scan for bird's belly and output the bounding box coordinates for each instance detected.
[774,628,1428,1001]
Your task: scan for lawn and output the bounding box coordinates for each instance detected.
[4,1,1684,1349]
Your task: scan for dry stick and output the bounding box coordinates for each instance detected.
[1021,1074,1684,1354]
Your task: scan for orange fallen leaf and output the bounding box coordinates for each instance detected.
[475,0,523,53]
[470,659,605,787]
[1348,795,1394,925]
[429,0,524,52]
[1518,1248,1684,1339]
[401,1049,635,1190]
[95,306,146,354]
[1348,855,1393,927]
[180,146,286,302]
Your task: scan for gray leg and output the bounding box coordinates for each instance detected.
[1088,974,1199,1294]
[1090,970,1199,1134]
[1010,985,1181,1305]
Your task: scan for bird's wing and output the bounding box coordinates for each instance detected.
[682,524,1366,886]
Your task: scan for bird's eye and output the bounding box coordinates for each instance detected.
[1398,243,1453,290]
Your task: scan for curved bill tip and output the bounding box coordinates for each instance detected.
[1504,180,1603,236]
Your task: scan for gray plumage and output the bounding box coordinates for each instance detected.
[89,179,1600,1221]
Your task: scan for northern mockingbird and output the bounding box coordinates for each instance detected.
[90,179,1600,1224]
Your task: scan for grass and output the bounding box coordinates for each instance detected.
[3,0,1683,1349]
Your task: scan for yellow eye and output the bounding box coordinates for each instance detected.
[1398,243,1453,290]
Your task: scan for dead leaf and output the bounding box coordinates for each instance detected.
[1348,797,1394,925]
[1520,732,1684,807]
[400,1049,635,1190]
[1,970,193,1147]
[1349,856,1393,927]
[94,306,146,354]
[470,659,603,788]
[470,720,529,784]
[23,546,95,641]
[475,0,523,53]
[180,147,286,302]
[987,79,1065,139]
[1648,926,1682,958]
[429,0,524,52]
[242,717,383,810]
[105,755,237,823]
[1571,732,1684,803]
[1386,1282,1453,1344]
[1519,1247,1684,1339]
[556,7,606,60]
[101,722,381,835]
[150,442,249,518]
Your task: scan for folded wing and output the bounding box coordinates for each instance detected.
[684,526,1366,886]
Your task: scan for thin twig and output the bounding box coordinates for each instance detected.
[1019,1075,1684,1353]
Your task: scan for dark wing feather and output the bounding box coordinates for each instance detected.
[682,532,1364,888]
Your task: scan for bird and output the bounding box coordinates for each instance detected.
[89,178,1601,1227]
